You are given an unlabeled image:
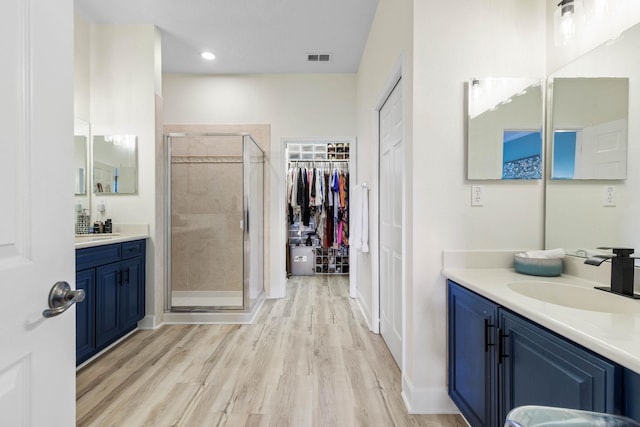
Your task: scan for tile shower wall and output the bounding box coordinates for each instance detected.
[171,136,244,293]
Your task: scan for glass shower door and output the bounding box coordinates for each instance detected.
[243,135,264,311]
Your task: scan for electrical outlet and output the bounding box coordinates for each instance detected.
[471,185,484,206]
[603,185,616,207]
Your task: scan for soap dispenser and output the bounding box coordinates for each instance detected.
[76,209,90,235]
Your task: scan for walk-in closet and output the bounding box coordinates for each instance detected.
[285,142,351,277]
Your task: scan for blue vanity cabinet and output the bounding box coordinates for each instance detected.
[75,268,96,363]
[624,369,640,421]
[95,262,124,348]
[76,239,146,365]
[499,310,621,422]
[447,280,499,427]
[447,280,622,427]
[120,243,146,331]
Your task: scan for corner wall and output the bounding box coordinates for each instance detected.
[354,0,414,341]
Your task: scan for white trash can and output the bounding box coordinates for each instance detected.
[505,406,640,427]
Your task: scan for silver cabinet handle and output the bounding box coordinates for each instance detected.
[42,281,85,319]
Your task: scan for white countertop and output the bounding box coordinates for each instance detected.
[75,233,149,249]
[443,257,640,375]
[75,224,149,249]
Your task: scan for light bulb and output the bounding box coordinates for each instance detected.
[201,51,216,61]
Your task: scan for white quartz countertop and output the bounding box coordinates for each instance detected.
[75,223,149,248]
[74,233,149,249]
[443,266,640,375]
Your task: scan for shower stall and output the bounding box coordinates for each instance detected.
[164,133,264,320]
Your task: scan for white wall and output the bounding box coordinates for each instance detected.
[74,14,90,122]
[162,73,357,298]
[89,23,162,326]
[355,0,546,413]
[408,0,546,413]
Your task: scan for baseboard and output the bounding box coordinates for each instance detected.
[268,284,286,299]
[356,289,374,332]
[402,374,459,414]
[76,328,139,370]
[137,314,159,330]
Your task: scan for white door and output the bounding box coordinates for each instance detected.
[575,119,628,179]
[0,0,76,425]
[379,79,403,367]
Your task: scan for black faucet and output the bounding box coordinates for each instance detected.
[585,247,640,299]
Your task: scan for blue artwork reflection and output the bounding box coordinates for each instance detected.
[552,131,577,179]
[502,130,542,179]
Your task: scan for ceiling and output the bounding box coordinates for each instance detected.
[74,0,379,75]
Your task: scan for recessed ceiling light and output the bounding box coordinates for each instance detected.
[201,51,216,61]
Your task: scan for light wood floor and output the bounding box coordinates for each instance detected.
[77,276,464,427]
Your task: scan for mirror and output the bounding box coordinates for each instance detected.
[467,77,544,180]
[550,77,629,180]
[545,23,640,256]
[74,119,89,195]
[93,135,138,194]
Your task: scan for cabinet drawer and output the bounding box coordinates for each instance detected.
[122,240,145,259]
[76,244,121,270]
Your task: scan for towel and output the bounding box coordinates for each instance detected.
[519,248,565,259]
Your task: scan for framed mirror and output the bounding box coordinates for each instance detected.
[545,23,640,256]
[550,77,629,180]
[93,134,138,194]
[467,77,543,180]
[74,119,89,195]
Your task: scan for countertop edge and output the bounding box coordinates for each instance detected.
[443,267,640,375]
[74,234,149,249]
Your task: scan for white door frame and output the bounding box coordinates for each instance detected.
[371,53,407,370]
[278,136,357,297]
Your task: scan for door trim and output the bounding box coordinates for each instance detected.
[372,53,406,372]
[278,136,357,298]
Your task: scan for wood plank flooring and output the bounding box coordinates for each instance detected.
[77,276,464,427]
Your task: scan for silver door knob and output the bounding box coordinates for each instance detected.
[42,281,85,318]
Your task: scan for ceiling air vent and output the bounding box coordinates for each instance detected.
[307,53,332,62]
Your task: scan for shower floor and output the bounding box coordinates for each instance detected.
[171,290,243,307]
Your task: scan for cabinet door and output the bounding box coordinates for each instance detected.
[120,257,144,330]
[499,310,621,421]
[95,263,122,348]
[448,281,498,427]
[76,268,95,365]
[623,369,640,421]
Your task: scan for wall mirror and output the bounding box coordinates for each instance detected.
[550,77,629,180]
[545,22,640,256]
[93,134,138,194]
[467,77,544,180]
[74,119,89,195]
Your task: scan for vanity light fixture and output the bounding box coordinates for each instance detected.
[554,0,586,46]
[559,0,575,16]
[200,51,216,61]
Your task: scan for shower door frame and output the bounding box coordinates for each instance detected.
[164,132,265,313]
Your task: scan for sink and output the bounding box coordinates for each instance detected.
[507,281,640,313]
